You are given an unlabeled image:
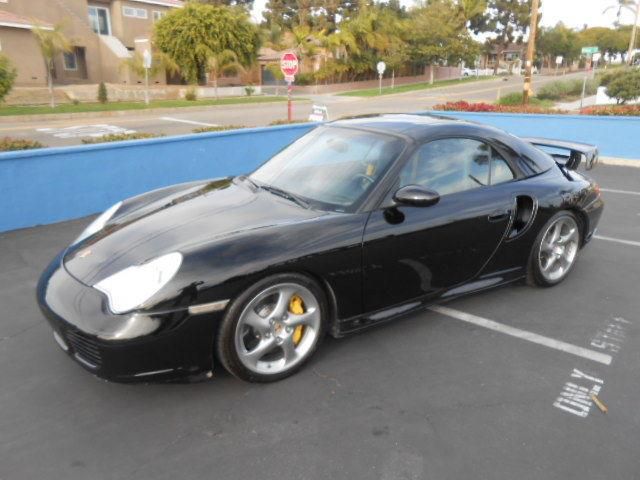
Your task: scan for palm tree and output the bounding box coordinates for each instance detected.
[207,50,246,99]
[121,49,179,78]
[604,0,640,64]
[32,24,72,108]
[603,0,637,26]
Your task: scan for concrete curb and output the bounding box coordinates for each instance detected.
[600,157,640,168]
[0,98,310,124]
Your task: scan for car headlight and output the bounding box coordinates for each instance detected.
[94,252,183,314]
[73,201,122,245]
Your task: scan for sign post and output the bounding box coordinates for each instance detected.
[554,55,563,76]
[280,52,299,122]
[376,61,386,95]
[143,49,152,106]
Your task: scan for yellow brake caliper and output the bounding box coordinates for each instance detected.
[288,295,305,345]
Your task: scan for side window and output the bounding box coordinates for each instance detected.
[399,138,491,196]
[491,148,516,184]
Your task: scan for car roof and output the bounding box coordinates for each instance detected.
[330,113,557,177]
[330,113,486,141]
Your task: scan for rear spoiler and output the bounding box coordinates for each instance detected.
[524,137,599,170]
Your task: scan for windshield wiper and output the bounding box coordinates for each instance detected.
[259,184,310,209]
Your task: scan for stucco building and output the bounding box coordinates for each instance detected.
[0,0,183,86]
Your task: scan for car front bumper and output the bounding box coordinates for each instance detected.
[37,252,222,382]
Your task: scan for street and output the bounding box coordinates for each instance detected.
[0,73,587,147]
[1,164,639,480]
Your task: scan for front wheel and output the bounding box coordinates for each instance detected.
[216,274,327,382]
[528,212,581,287]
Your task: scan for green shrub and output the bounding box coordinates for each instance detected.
[244,84,255,97]
[0,54,17,103]
[72,99,81,105]
[293,72,315,86]
[81,133,161,144]
[97,82,108,104]
[192,125,246,133]
[184,86,198,101]
[268,119,310,126]
[0,137,45,151]
[606,69,640,104]
[497,92,552,107]
[597,68,632,87]
[537,79,597,101]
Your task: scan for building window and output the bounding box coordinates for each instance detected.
[63,50,78,71]
[123,6,148,19]
[88,6,111,35]
[153,11,166,22]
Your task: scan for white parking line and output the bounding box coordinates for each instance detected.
[429,305,613,365]
[600,188,640,196]
[594,235,640,247]
[160,117,218,127]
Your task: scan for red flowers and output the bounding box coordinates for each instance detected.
[432,101,564,114]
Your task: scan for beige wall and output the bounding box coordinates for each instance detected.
[2,0,105,85]
[2,0,174,86]
[0,27,47,86]
[110,0,171,48]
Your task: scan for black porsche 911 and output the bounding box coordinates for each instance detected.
[37,114,603,383]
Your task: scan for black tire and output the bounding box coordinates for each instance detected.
[216,273,328,383]
[528,211,582,288]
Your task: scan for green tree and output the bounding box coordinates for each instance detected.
[471,0,531,74]
[606,68,640,103]
[0,54,17,103]
[208,50,247,98]
[409,0,480,82]
[194,0,254,7]
[32,24,72,108]
[538,23,581,68]
[154,3,259,85]
[579,27,629,63]
[263,0,297,29]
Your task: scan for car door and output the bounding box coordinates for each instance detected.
[362,137,517,313]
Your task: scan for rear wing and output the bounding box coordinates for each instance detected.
[524,137,599,170]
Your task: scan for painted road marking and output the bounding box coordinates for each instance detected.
[160,117,218,127]
[600,188,640,196]
[554,372,603,418]
[37,124,135,139]
[594,235,640,247]
[553,316,629,418]
[429,305,613,365]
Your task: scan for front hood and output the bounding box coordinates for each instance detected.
[64,178,326,285]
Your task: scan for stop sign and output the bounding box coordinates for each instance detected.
[280,52,299,78]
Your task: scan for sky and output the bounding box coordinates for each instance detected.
[250,0,638,29]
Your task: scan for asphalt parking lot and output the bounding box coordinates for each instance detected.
[1,164,639,480]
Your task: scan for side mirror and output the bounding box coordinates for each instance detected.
[393,185,440,207]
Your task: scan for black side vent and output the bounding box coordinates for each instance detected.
[508,195,536,240]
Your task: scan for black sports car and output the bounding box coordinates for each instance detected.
[37,114,604,383]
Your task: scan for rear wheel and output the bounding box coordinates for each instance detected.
[528,212,581,287]
[216,274,327,382]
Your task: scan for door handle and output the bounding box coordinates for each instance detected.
[488,209,511,222]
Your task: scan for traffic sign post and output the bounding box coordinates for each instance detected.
[143,49,152,106]
[280,52,299,122]
[376,61,386,95]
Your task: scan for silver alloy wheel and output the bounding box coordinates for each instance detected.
[234,283,321,375]
[538,216,580,282]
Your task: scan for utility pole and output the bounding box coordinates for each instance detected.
[626,1,640,65]
[523,0,540,105]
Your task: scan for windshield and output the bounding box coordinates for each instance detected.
[250,126,405,212]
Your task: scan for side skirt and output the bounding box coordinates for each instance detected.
[332,273,525,338]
